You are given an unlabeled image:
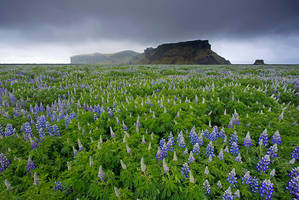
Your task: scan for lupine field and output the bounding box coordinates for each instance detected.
[0,64,298,200]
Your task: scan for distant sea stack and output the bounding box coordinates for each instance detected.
[253,59,265,65]
[71,40,231,65]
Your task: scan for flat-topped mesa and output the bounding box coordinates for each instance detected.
[142,40,230,65]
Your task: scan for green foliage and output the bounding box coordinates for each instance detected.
[0,64,298,199]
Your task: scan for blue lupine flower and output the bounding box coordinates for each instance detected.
[250,176,259,193]
[217,180,222,189]
[257,155,270,173]
[218,148,224,160]
[155,147,163,161]
[167,133,175,152]
[234,153,242,162]
[190,127,199,145]
[98,165,105,181]
[73,146,77,158]
[203,179,211,195]
[184,148,188,155]
[45,122,53,136]
[51,112,57,122]
[206,141,215,157]
[94,114,98,121]
[64,114,70,129]
[161,142,168,158]
[30,138,39,150]
[227,168,237,188]
[198,132,204,146]
[203,130,210,138]
[159,138,166,149]
[70,112,77,120]
[181,163,189,178]
[26,156,36,173]
[166,140,173,152]
[227,120,233,128]
[266,144,278,158]
[234,190,240,198]
[291,147,299,160]
[213,126,219,135]
[224,146,229,153]
[259,129,268,146]
[188,152,195,164]
[271,130,281,145]
[136,117,141,131]
[192,143,200,155]
[177,133,185,148]
[4,124,15,136]
[122,122,128,131]
[233,117,239,126]
[241,171,252,185]
[39,103,44,112]
[230,142,239,155]
[38,128,45,139]
[58,112,65,120]
[0,153,10,173]
[217,127,226,138]
[77,138,84,151]
[243,132,252,148]
[36,115,46,130]
[54,181,63,191]
[289,167,299,178]
[259,179,274,200]
[24,122,33,140]
[209,129,217,141]
[222,186,234,200]
[0,124,4,136]
[286,176,299,198]
[52,124,60,136]
[229,131,238,146]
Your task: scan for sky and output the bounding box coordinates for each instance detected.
[0,0,299,64]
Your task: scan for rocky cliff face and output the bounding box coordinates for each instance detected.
[71,40,231,65]
[254,59,265,65]
[139,40,230,64]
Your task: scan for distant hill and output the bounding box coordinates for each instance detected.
[70,50,141,64]
[71,40,230,65]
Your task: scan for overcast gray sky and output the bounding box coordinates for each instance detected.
[0,0,298,64]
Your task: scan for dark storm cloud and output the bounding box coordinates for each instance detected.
[1,0,299,63]
[1,0,299,44]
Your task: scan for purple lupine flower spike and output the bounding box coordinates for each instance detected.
[271,130,281,145]
[257,155,270,173]
[259,179,274,200]
[206,141,215,157]
[0,153,10,173]
[181,163,189,178]
[230,142,239,155]
[226,168,237,188]
[243,132,252,148]
[98,165,105,182]
[26,156,36,173]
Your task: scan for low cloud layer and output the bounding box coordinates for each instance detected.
[1,0,299,63]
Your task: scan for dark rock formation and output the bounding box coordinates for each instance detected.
[254,59,265,65]
[71,40,231,65]
[138,40,231,64]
